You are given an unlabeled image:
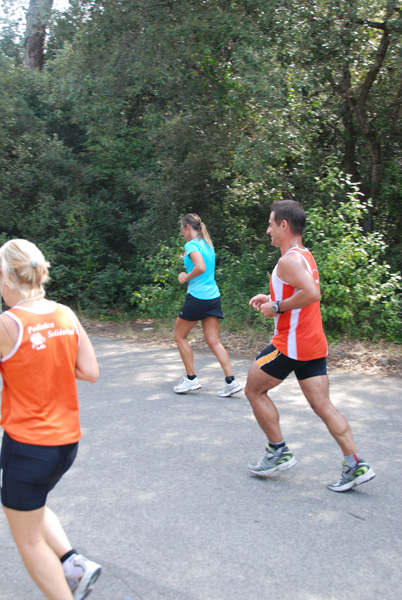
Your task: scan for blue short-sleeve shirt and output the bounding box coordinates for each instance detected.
[184,238,220,300]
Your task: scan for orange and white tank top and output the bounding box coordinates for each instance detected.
[0,302,81,445]
[270,247,328,360]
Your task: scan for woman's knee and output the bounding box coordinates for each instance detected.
[174,330,182,345]
[174,326,189,345]
[4,510,44,549]
[205,336,219,352]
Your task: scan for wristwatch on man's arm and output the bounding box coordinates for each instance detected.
[272,300,283,314]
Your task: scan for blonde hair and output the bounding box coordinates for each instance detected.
[181,213,214,247]
[0,239,50,298]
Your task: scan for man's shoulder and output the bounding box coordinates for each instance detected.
[277,248,313,281]
[284,247,315,264]
[279,249,306,265]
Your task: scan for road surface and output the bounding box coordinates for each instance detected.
[1,336,401,599]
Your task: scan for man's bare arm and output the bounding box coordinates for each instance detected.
[260,253,320,318]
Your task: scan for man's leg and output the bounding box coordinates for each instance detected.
[298,374,375,491]
[245,360,296,476]
[244,360,283,442]
[297,375,357,455]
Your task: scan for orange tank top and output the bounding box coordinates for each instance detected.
[270,247,328,360]
[0,302,81,445]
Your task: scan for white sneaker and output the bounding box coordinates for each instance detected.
[67,555,102,600]
[217,379,243,397]
[174,375,202,394]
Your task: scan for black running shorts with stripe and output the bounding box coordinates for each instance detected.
[256,343,327,381]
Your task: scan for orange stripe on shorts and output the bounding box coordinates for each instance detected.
[256,348,280,368]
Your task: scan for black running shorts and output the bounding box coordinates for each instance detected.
[178,294,224,321]
[256,343,327,381]
[0,432,78,511]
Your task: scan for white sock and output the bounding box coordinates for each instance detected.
[62,554,84,580]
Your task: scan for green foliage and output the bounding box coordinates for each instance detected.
[0,48,141,312]
[304,171,402,341]
[86,262,138,315]
[0,0,401,344]
[132,236,184,319]
[217,242,274,330]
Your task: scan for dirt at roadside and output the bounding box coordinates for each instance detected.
[82,318,402,377]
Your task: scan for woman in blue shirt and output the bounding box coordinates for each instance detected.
[174,213,242,397]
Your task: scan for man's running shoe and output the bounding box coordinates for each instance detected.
[174,375,202,394]
[67,555,102,600]
[217,379,243,397]
[327,460,376,492]
[248,444,297,477]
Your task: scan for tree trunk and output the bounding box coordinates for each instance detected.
[332,23,391,233]
[24,0,54,70]
[341,66,361,184]
[353,99,383,232]
[353,26,390,232]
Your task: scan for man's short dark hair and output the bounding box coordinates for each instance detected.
[271,200,306,235]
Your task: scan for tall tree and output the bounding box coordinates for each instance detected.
[24,0,54,69]
[324,0,402,231]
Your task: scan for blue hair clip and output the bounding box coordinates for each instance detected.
[31,259,37,268]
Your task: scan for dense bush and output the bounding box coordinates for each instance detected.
[305,172,402,341]
[131,237,185,319]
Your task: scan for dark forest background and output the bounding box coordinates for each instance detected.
[1,0,401,341]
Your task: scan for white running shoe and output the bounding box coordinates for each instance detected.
[174,376,202,394]
[67,555,102,600]
[217,379,243,397]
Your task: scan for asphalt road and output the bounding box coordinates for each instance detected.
[1,335,401,600]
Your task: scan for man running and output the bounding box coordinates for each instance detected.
[245,199,375,492]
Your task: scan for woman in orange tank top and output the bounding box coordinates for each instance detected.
[0,239,101,600]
